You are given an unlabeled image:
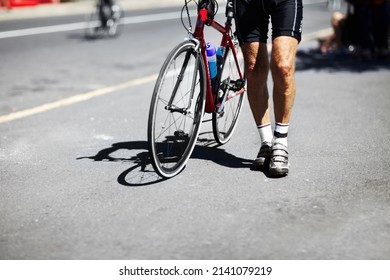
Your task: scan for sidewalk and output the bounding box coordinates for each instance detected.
[0,0,181,21]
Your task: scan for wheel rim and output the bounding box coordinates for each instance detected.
[213,43,245,144]
[149,44,205,177]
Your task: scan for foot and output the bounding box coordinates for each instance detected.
[253,143,272,168]
[269,143,289,176]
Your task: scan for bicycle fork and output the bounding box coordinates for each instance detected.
[165,41,201,116]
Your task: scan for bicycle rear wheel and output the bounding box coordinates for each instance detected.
[107,4,124,37]
[212,40,245,145]
[148,41,206,178]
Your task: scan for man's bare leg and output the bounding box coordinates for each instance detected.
[269,36,298,175]
[241,42,274,167]
[271,36,298,125]
[242,42,270,127]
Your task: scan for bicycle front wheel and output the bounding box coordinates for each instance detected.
[148,41,206,178]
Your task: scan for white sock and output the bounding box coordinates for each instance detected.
[257,123,273,146]
[273,122,289,147]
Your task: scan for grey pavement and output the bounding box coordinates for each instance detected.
[0,0,389,262]
[0,0,333,22]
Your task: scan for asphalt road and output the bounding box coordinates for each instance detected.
[0,2,390,260]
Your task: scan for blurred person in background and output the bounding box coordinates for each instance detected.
[320,0,389,57]
[99,0,121,28]
[319,10,348,53]
[353,0,389,57]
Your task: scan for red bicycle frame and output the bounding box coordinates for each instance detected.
[194,8,244,113]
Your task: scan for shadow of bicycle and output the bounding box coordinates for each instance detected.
[77,132,253,187]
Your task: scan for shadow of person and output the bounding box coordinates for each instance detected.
[296,48,390,72]
[192,137,253,169]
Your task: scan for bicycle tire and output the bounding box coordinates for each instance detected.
[85,7,102,39]
[212,41,245,145]
[148,40,206,178]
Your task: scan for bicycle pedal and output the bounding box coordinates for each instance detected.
[231,79,245,91]
[174,130,189,138]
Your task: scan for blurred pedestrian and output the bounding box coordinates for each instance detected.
[320,0,390,57]
[353,0,389,57]
[319,11,347,54]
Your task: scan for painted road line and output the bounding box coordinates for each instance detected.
[0,11,180,39]
[0,11,331,40]
[0,28,332,124]
[0,74,158,124]
[302,27,333,42]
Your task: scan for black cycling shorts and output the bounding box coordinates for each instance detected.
[234,0,303,44]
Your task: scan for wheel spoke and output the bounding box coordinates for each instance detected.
[148,42,206,178]
[212,39,245,145]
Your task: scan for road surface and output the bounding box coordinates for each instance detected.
[0,1,389,260]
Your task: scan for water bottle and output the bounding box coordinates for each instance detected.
[212,46,225,94]
[206,42,217,79]
[216,46,225,76]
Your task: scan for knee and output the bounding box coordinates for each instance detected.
[271,60,294,83]
[245,60,269,80]
[332,11,345,27]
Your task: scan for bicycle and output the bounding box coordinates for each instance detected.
[147,0,246,178]
[85,0,124,39]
